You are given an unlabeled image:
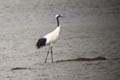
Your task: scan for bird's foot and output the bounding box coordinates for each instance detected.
[52,60,54,63]
[44,60,47,63]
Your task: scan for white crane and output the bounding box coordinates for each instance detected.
[36,14,63,63]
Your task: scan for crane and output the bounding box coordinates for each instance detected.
[36,14,63,63]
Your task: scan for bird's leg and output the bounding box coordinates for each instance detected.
[44,46,51,63]
[51,46,54,63]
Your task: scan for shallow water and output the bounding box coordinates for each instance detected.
[0,0,120,80]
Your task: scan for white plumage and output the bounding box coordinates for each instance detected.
[36,14,63,63]
[44,26,60,45]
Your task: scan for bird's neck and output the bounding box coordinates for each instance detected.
[56,17,60,27]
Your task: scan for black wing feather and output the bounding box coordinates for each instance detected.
[36,38,46,48]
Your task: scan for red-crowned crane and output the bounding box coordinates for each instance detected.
[36,14,63,63]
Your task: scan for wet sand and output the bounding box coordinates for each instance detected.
[0,0,120,80]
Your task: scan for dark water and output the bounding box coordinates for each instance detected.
[0,0,120,80]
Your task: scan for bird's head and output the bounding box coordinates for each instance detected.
[55,14,64,18]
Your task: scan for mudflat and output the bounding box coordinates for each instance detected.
[0,0,120,80]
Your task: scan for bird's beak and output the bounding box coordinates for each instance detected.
[60,15,64,18]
